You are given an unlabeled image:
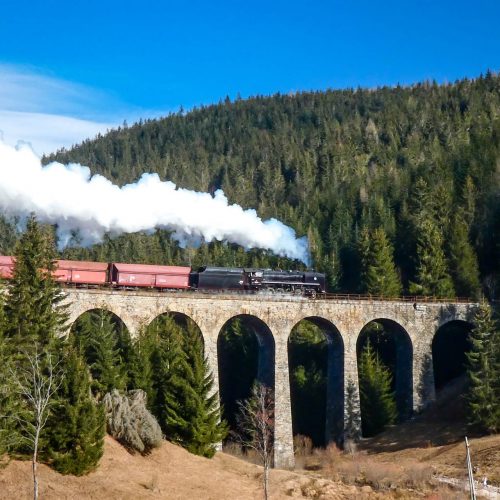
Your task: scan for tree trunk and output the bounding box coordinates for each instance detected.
[263,463,269,500]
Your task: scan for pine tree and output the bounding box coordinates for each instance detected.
[409,219,455,298]
[4,215,67,351]
[448,213,481,298]
[359,227,402,297]
[44,347,105,475]
[465,302,499,433]
[358,340,398,437]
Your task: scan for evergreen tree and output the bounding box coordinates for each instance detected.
[178,322,228,457]
[409,219,455,298]
[127,325,155,402]
[71,310,128,397]
[465,302,499,433]
[448,213,481,298]
[0,287,12,456]
[358,340,398,437]
[147,315,186,436]
[147,315,227,457]
[45,347,105,475]
[344,378,361,442]
[359,227,402,296]
[4,215,67,351]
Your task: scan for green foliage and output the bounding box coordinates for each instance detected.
[145,315,227,457]
[71,310,129,397]
[358,227,402,296]
[344,378,361,441]
[218,318,259,432]
[0,289,12,456]
[465,302,499,433]
[448,212,481,298]
[409,218,455,298]
[288,320,327,446]
[45,348,105,475]
[358,340,398,437]
[4,214,67,351]
[25,74,498,297]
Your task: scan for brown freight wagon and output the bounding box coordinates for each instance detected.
[0,256,14,279]
[110,263,191,289]
[54,260,109,285]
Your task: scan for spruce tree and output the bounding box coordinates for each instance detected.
[147,315,186,435]
[178,322,228,457]
[45,347,105,475]
[344,378,361,442]
[71,310,127,397]
[4,214,67,351]
[409,219,455,298]
[465,302,499,433]
[0,287,12,455]
[359,227,402,297]
[448,213,481,298]
[147,315,227,457]
[358,340,398,437]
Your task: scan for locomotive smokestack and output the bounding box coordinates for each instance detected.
[0,140,309,264]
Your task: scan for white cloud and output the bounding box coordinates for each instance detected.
[0,64,128,155]
[0,110,113,156]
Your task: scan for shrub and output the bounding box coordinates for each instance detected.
[103,389,163,454]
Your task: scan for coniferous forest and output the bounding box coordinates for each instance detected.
[32,73,499,300]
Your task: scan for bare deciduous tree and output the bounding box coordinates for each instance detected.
[235,382,274,500]
[10,348,62,500]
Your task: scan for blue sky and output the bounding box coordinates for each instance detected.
[0,0,499,154]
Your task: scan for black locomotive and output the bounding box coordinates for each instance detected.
[191,266,326,295]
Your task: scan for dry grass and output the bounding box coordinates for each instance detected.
[296,443,435,493]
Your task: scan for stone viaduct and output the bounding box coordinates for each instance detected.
[63,288,476,468]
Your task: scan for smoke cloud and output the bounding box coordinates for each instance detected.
[0,141,309,263]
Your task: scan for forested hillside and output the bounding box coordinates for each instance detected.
[3,73,500,297]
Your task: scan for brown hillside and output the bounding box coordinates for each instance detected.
[0,437,361,500]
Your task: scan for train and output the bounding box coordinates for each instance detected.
[0,256,326,296]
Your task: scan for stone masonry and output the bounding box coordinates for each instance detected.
[63,288,476,469]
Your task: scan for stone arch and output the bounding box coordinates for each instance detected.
[68,306,131,339]
[357,318,413,427]
[432,319,473,390]
[217,314,276,437]
[146,310,205,349]
[288,316,344,447]
[67,304,135,339]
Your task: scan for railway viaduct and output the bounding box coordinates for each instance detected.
[63,288,476,468]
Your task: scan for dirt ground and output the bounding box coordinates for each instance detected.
[0,437,363,500]
[360,376,500,486]
[0,376,497,499]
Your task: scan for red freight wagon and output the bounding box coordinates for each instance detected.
[55,260,109,285]
[0,256,14,279]
[111,263,191,289]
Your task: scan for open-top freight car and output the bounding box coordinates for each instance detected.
[0,257,109,285]
[111,262,191,289]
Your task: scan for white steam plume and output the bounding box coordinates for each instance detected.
[0,141,309,263]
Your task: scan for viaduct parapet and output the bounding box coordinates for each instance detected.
[63,288,476,468]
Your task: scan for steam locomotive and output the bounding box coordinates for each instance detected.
[0,256,326,296]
